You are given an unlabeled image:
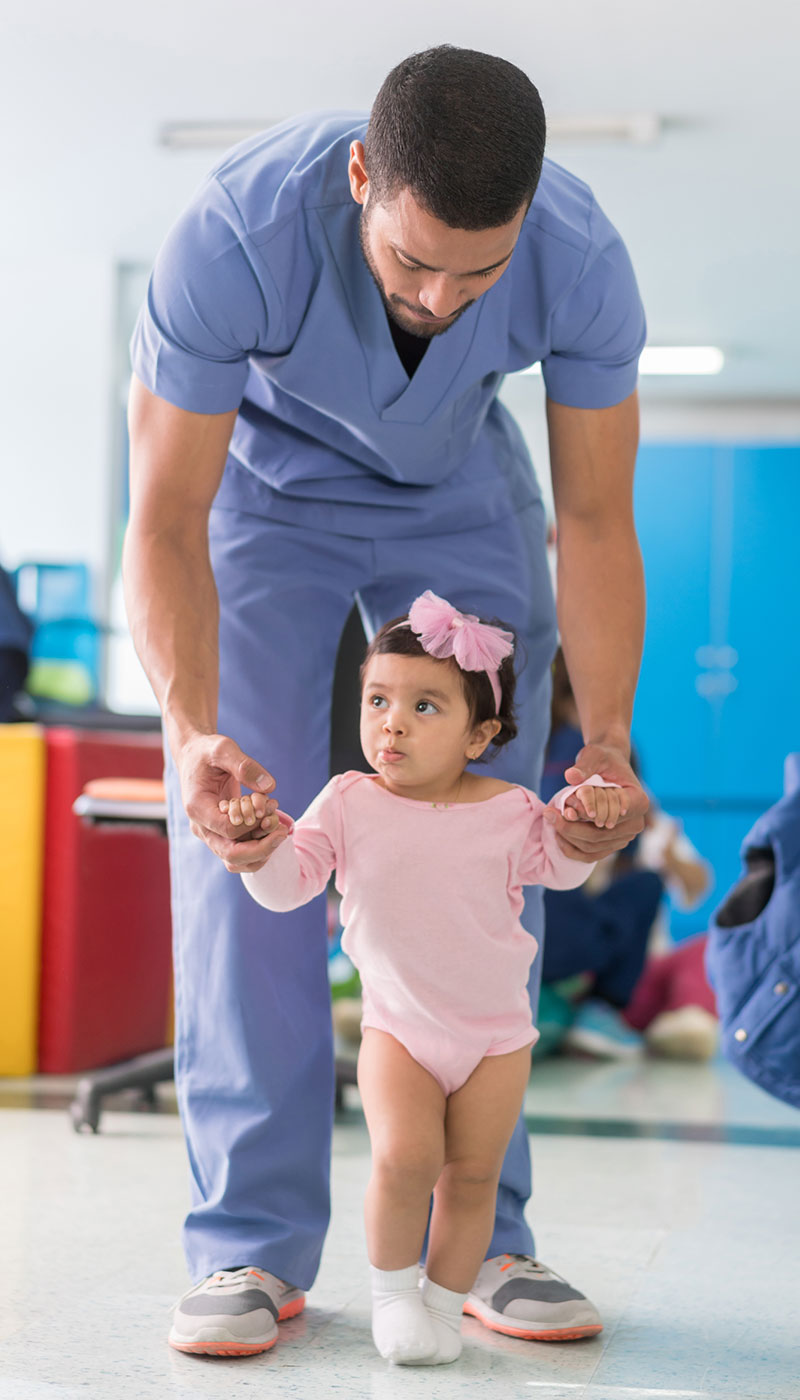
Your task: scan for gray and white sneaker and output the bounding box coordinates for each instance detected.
[169,1266,305,1356]
[464,1255,602,1341]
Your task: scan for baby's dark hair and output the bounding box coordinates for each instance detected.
[360,612,519,753]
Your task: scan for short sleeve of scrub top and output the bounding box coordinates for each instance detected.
[128,115,648,538]
[540,197,646,410]
[131,177,272,415]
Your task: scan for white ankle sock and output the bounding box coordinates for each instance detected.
[420,1276,468,1364]
[370,1265,438,1364]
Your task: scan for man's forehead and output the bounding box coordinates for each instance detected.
[375,187,524,275]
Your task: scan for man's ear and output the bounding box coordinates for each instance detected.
[348,141,369,205]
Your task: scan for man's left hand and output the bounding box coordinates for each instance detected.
[543,743,649,863]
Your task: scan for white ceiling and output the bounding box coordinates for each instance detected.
[4,0,799,401]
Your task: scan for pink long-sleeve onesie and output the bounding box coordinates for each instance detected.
[243,770,608,1095]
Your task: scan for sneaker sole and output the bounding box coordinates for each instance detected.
[169,1336,278,1356]
[463,1296,603,1342]
[168,1293,306,1356]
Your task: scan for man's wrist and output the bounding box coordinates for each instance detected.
[164,712,216,762]
[582,725,632,759]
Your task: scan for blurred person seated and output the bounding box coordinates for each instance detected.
[540,649,716,1060]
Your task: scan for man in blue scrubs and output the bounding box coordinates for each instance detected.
[125,46,649,1356]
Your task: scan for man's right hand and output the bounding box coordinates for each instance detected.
[176,732,287,873]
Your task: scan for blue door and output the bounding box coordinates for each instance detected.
[633,441,800,939]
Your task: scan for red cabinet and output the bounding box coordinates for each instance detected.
[38,729,171,1073]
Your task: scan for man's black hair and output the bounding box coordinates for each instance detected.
[364,45,546,231]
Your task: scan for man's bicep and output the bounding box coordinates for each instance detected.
[547,391,639,526]
[127,375,238,527]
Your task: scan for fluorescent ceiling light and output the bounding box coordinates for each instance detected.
[547,113,661,144]
[159,113,663,151]
[640,346,725,375]
[159,122,277,149]
[520,347,724,377]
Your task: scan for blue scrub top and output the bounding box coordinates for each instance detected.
[131,111,646,539]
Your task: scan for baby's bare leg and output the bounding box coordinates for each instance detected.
[358,1028,446,1267]
[427,1045,533,1294]
[358,1029,446,1363]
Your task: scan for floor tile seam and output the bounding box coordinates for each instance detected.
[522,1115,800,1149]
[299,1296,370,1344]
[590,1232,670,1350]
[642,1228,670,1270]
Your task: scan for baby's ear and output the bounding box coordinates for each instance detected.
[481,717,502,746]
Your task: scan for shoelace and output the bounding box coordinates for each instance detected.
[208,1268,268,1290]
[170,1266,269,1312]
[497,1254,567,1283]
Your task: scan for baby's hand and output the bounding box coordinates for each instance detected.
[219,793,282,836]
[563,783,623,830]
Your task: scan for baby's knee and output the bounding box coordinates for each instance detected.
[437,1156,501,1199]
[372,1141,442,1194]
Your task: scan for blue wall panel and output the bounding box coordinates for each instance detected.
[631,440,799,939]
[719,445,800,800]
[633,443,715,800]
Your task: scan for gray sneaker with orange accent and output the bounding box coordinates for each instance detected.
[464,1255,602,1341]
[169,1266,305,1356]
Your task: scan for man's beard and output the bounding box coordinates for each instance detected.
[358,208,475,339]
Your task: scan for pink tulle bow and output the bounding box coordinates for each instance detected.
[406,590,514,713]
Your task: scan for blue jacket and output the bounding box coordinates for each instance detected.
[706,754,800,1110]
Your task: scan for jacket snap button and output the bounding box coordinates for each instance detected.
[734,1028,748,1042]
[773,982,789,995]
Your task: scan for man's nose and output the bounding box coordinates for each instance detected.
[418,274,460,320]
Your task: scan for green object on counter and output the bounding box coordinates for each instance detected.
[26,659,94,706]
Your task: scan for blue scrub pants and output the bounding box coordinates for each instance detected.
[165,496,558,1287]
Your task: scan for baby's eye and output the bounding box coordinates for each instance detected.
[369,694,387,709]
[416,701,438,715]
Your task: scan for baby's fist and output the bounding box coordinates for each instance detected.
[563,783,623,829]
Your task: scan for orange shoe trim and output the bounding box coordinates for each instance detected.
[462,1299,602,1342]
[277,1295,306,1322]
[168,1336,278,1356]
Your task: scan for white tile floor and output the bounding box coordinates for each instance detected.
[0,1057,797,1400]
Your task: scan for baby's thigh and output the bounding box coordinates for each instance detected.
[358,1028,446,1178]
[443,1045,533,1177]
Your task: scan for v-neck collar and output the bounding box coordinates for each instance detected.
[387,317,430,379]
[315,201,487,425]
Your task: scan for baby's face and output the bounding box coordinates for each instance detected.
[360,652,478,801]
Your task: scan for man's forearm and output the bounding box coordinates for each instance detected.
[555,519,645,756]
[122,524,220,757]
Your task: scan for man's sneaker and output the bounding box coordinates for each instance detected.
[464,1255,602,1341]
[168,1266,305,1356]
[563,998,644,1059]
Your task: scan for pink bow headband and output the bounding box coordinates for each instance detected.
[401,591,515,714]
